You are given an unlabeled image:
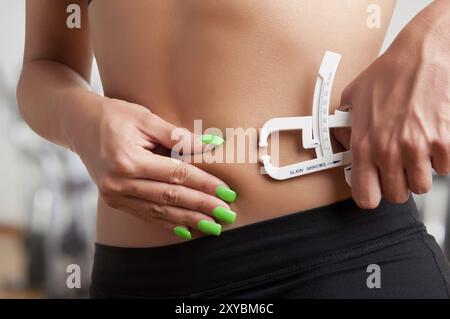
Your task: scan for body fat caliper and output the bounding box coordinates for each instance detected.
[259,51,353,186]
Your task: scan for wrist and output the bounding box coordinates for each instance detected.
[409,0,450,52]
[416,0,450,26]
[60,89,107,154]
[384,1,450,66]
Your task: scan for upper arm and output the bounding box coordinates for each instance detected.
[24,0,93,82]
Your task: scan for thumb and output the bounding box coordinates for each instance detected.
[334,91,353,150]
[141,113,220,155]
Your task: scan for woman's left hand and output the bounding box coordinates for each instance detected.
[334,5,450,209]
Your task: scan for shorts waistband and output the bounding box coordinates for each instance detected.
[91,197,425,298]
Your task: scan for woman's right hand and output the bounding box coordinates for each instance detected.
[67,96,237,240]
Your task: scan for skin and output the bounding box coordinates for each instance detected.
[17,0,448,248]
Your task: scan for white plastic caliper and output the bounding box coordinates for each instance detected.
[259,51,353,186]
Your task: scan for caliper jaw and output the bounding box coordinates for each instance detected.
[258,51,353,185]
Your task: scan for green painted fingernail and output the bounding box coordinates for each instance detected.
[213,207,237,224]
[200,134,224,146]
[216,186,237,203]
[197,220,222,236]
[174,226,192,240]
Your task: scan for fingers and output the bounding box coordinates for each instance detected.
[113,195,218,235]
[431,139,450,176]
[122,207,191,240]
[375,142,410,203]
[379,168,410,204]
[351,161,382,209]
[138,112,206,155]
[99,151,237,225]
[351,138,382,209]
[118,178,231,217]
[333,127,351,150]
[339,84,384,208]
[134,152,234,199]
[404,149,433,194]
[335,89,353,151]
[406,160,433,195]
[400,136,433,195]
[352,134,434,206]
[339,84,354,111]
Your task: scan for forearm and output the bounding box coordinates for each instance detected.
[389,0,450,54]
[16,59,103,151]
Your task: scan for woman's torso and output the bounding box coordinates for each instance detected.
[88,0,396,247]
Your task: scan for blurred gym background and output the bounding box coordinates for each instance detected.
[0,0,448,298]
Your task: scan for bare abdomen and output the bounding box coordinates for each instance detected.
[89,0,395,247]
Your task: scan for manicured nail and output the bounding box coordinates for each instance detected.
[173,226,192,240]
[213,207,237,224]
[197,220,222,236]
[200,134,224,146]
[216,186,237,203]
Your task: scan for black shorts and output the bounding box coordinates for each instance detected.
[90,196,450,298]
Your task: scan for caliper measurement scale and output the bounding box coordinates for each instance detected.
[259,51,353,186]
